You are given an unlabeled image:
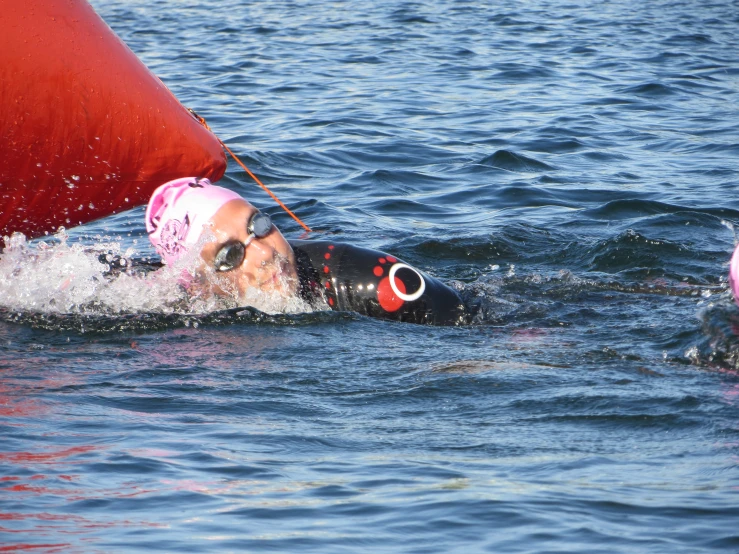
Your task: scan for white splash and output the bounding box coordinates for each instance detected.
[0,231,316,316]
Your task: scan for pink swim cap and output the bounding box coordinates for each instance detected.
[730,244,739,307]
[146,177,242,264]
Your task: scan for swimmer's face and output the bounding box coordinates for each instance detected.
[198,199,298,298]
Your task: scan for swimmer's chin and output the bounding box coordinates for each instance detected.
[254,258,298,295]
[196,273,298,307]
[254,269,298,297]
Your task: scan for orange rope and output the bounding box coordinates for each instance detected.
[190,109,312,232]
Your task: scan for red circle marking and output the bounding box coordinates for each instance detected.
[323,266,330,274]
[324,252,331,260]
[328,297,334,306]
[386,255,397,263]
[328,244,334,250]
[325,280,331,289]
[373,266,383,277]
[377,276,406,312]
[378,257,386,264]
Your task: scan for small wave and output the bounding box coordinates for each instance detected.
[478,150,555,172]
[662,34,717,46]
[488,15,532,27]
[494,184,571,208]
[340,54,385,64]
[576,228,702,280]
[618,82,680,97]
[568,46,597,55]
[583,199,684,220]
[522,137,587,154]
[493,66,558,82]
[582,200,739,227]
[389,9,435,25]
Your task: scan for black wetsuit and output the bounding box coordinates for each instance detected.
[290,240,468,326]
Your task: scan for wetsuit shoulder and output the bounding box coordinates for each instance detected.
[289,240,468,325]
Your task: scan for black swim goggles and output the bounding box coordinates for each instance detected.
[213,211,273,272]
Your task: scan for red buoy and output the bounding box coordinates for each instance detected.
[0,0,227,242]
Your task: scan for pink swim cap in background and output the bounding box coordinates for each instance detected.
[146,177,242,264]
[730,244,739,307]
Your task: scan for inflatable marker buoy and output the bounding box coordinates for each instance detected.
[0,0,226,242]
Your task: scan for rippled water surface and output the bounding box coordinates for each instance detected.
[2,0,739,551]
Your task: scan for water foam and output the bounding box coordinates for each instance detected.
[0,231,317,317]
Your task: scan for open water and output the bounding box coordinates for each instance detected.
[2,0,739,551]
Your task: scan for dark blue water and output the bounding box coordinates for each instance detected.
[2,0,739,551]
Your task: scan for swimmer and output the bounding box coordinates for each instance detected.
[146,177,468,325]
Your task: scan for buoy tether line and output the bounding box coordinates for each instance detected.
[189,109,312,233]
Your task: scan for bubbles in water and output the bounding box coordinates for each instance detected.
[684,346,699,362]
